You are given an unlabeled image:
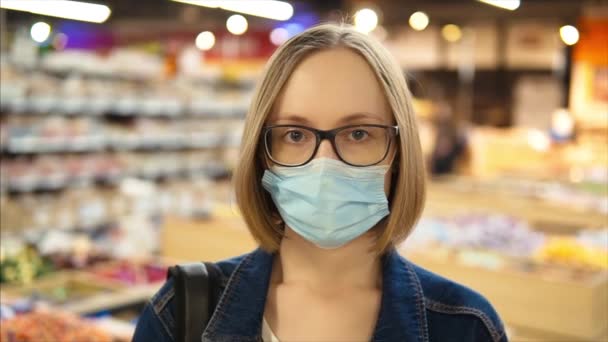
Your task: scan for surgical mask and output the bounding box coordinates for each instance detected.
[261,158,390,249]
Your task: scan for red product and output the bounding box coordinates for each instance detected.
[92,261,166,285]
[0,312,112,342]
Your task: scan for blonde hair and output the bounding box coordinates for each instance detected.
[233,23,426,254]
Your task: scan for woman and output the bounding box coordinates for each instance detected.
[133,24,507,342]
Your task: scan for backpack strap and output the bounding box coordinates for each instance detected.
[168,262,222,342]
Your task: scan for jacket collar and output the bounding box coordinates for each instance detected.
[202,248,428,342]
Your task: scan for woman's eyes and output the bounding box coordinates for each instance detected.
[348,129,370,141]
[279,127,374,144]
[283,129,307,143]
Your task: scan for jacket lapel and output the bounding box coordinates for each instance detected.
[202,248,273,342]
[372,249,429,342]
[201,247,428,342]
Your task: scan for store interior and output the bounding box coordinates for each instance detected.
[0,0,607,341]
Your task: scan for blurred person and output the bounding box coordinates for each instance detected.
[430,101,469,175]
[133,24,506,342]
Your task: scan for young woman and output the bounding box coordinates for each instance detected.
[133,24,507,342]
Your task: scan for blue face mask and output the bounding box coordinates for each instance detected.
[261,158,390,249]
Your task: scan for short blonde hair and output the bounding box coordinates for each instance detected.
[233,23,426,254]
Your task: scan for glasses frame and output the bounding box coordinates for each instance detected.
[263,124,399,167]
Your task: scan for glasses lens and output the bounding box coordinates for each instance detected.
[335,126,391,166]
[265,126,317,166]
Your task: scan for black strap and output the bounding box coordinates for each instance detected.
[168,262,222,342]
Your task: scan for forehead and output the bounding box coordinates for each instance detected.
[270,48,392,127]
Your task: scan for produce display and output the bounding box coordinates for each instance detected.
[405,214,546,257]
[0,311,113,342]
[0,244,54,285]
[0,150,226,192]
[440,176,608,214]
[1,177,216,233]
[405,214,608,272]
[88,260,166,285]
[535,233,608,270]
[9,278,116,306]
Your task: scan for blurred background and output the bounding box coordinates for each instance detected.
[0,0,606,341]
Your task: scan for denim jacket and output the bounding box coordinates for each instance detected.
[133,248,508,342]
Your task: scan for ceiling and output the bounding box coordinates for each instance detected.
[1,0,600,31]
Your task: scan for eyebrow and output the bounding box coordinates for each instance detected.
[271,112,387,125]
[271,114,311,125]
[337,112,386,125]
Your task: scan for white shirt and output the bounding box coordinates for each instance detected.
[262,318,281,342]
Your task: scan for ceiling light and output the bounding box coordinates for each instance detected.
[442,24,462,42]
[476,0,520,11]
[559,25,579,46]
[31,22,51,43]
[171,0,293,21]
[227,14,248,35]
[354,8,378,34]
[1,0,111,23]
[409,11,429,31]
[195,31,215,50]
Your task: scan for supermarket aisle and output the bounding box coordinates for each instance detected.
[1,0,607,341]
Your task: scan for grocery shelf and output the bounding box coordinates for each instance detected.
[1,164,229,193]
[426,179,607,229]
[1,133,232,154]
[0,103,248,119]
[63,283,161,316]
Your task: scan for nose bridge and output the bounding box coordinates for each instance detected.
[314,136,339,160]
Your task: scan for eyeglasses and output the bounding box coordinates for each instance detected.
[263,124,399,167]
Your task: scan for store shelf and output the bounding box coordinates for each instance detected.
[426,179,607,230]
[0,102,248,119]
[1,133,230,154]
[63,282,161,315]
[0,271,162,315]
[1,164,228,193]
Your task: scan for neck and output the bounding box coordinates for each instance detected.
[271,227,382,291]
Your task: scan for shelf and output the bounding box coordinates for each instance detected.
[63,282,161,315]
[426,179,607,229]
[1,133,236,154]
[0,96,248,119]
[0,271,162,316]
[0,106,248,119]
[1,164,229,193]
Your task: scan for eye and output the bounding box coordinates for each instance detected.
[349,129,369,141]
[284,129,306,143]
